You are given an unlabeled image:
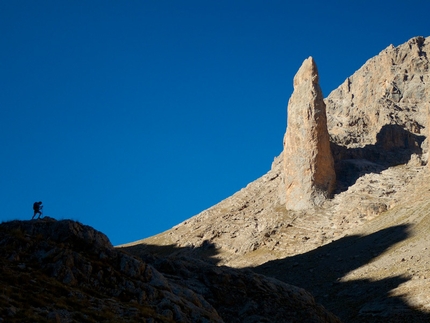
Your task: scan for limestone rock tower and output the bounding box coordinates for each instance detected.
[283,57,336,210]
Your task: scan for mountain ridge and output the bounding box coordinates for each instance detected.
[121,35,430,322]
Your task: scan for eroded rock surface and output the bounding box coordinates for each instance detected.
[326,36,429,150]
[283,57,336,210]
[0,218,340,323]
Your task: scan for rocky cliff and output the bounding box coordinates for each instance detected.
[123,36,430,322]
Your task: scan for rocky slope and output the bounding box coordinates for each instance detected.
[0,217,340,322]
[122,36,430,322]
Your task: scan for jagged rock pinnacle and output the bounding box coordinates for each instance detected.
[283,57,336,210]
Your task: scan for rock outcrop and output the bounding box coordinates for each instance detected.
[283,57,336,210]
[326,36,429,191]
[0,218,223,322]
[326,36,429,152]
[0,217,340,323]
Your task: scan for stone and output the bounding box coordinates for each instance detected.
[326,36,429,149]
[0,217,342,323]
[0,218,224,322]
[283,57,336,210]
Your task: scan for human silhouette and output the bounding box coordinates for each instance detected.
[32,201,43,219]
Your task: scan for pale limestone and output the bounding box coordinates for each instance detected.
[283,57,336,210]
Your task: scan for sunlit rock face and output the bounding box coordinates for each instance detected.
[283,57,336,210]
[326,36,429,149]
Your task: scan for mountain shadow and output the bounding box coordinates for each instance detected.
[331,124,426,193]
[120,240,342,323]
[120,238,222,266]
[0,218,228,322]
[252,224,430,322]
[2,218,342,322]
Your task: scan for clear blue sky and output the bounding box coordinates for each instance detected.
[1,1,429,245]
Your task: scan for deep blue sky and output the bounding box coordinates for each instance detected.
[1,1,429,245]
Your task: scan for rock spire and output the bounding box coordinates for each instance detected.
[283,57,336,210]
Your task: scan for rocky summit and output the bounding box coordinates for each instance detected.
[3,36,430,322]
[123,36,430,322]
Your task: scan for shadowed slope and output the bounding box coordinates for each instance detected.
[0,217,341,323]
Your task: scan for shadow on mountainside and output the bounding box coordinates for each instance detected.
[121,241,343,323]
[253,224,430,322]
[121,224,430,322]
[332,124,425,193]
[121,238,222,265]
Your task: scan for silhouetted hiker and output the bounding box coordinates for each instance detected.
[32,201,43,219]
